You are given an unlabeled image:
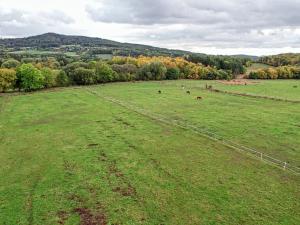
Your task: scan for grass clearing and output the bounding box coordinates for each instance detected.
[0,80,299,224]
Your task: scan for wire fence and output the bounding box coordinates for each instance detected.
[88,90,300,175]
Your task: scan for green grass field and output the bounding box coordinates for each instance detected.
[10,50,79,57]
[0,80,299,224]
[182,80,300,101]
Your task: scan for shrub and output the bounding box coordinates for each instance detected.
[138,61,167,80]
[41,67,56,88]
[111,64,137,81]
[216,69,232,80]
[1,59,20,69]
[277,66,293,79]
[291,67,300,79]
[266,68,278,79]
[166,67,180,80]
[55,70,70,87]
[72,67,97,85]
[16,64,44,92]
[95,62,116,83]
[64,62,89,83]
[0,69,16,92]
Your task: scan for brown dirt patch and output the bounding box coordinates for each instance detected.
[113,185,137,197]
[74,207,107,225]
[57,210,69,224]
[218,79,260,85]
[109,164,124,178]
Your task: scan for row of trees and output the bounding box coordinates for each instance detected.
[185,54,247,75]
[0,56,234,92]
[0,64,69,92]
[248,66,300,79]
[259,53,300,67]
[109,56,232,80]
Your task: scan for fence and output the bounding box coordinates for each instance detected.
[88,90,300,175]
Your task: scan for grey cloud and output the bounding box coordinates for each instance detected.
[86,0,300,50]
[86,0,300,28]
[0,9,74,37]
[86,0,231,25]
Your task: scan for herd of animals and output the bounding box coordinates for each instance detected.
[158,85,203,100]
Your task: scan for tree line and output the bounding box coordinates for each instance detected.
[259,53,300,67]
[0,56,234,92]
[185,54,248,75]
[248,66,300,79]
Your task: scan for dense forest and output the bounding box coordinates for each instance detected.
[259,53,300,66]
[0,56,236,92]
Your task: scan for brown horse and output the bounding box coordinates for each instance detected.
[196,96,203,100]
[186,91,191,94]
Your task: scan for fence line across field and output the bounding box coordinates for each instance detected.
[87,90,300,175]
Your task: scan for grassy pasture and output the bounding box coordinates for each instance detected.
[9,50,79,57]
[183,79,300,101]
[0,80,299,224]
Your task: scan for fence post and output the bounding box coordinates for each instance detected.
[260,153,263,160]
[283,162,287,170]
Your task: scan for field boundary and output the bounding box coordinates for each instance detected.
[87,89,300,175]
[202,87,300,103]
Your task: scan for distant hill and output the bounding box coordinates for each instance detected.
[0,33,191,57]
[231,54,259,60]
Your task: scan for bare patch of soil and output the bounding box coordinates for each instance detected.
[74,207,107,225]
[113,185,136,197]
[218,79,260,85]
[109,164,124,178]
[57,210,69,224]
[100,153,137,198]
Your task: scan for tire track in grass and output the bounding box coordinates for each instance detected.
[26,175,41,225]
[203,87,300,103]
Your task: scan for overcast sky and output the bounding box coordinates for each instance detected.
[0,0,300,55]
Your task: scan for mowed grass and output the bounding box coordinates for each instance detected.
[0,81,300,225]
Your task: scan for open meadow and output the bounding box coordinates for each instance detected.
[0,80,299,225]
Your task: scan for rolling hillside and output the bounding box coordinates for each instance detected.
[0,33,191,57]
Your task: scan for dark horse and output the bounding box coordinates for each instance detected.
[186,91,191,94]
[158,90,162,94]
[196,96,203,100]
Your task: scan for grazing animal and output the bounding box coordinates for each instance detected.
[196,96,203,100]
[158,90,162,94]
[186,91,191,94]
